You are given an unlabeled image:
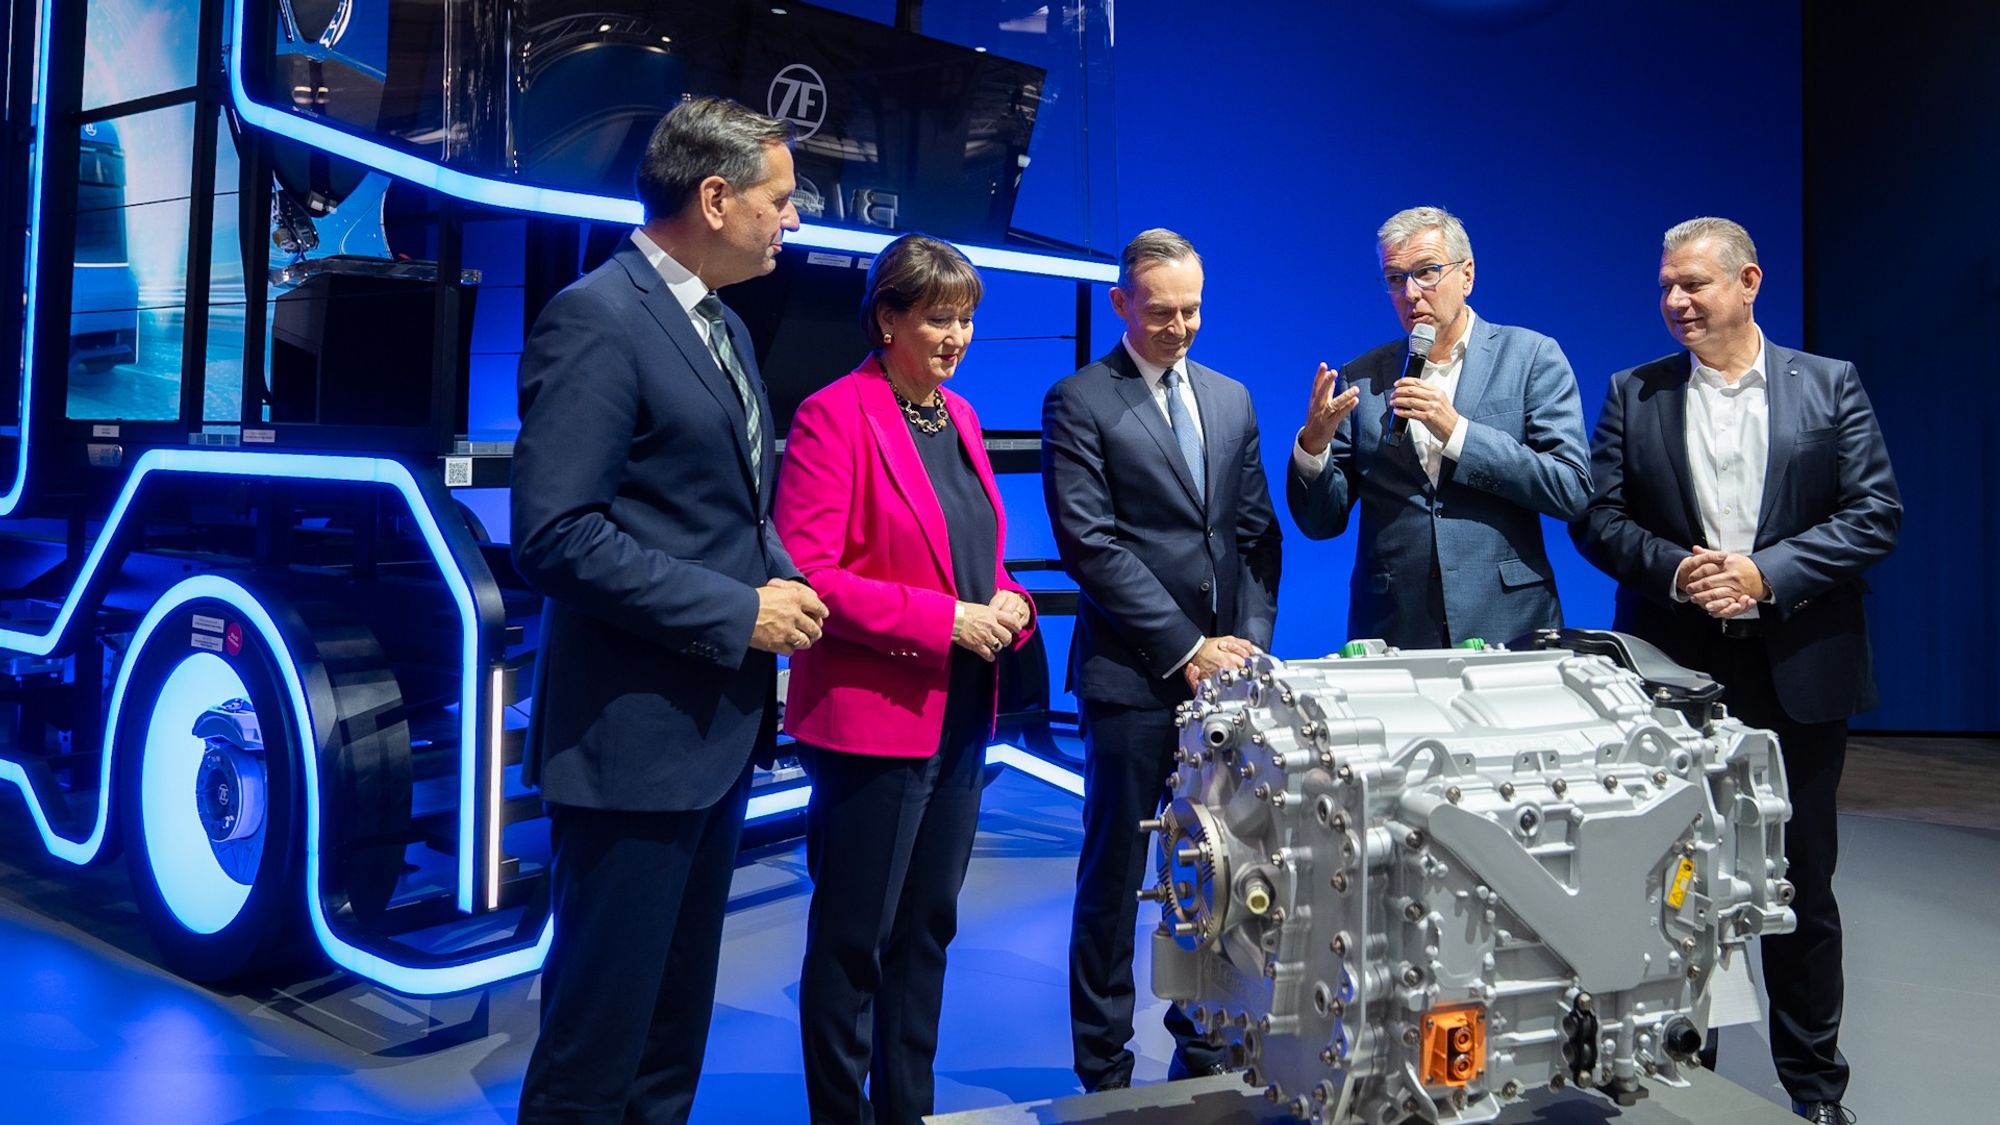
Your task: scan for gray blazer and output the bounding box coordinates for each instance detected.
[1288,318,1589,649]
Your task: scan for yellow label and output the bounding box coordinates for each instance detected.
[1666,857,1696,909]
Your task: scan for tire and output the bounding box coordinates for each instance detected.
[117,594,311,983]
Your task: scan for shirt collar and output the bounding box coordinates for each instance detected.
[1428,308,1477,368]
[630,228,710,317]
[1689,329,1768,389]
[1121,333,1186,390]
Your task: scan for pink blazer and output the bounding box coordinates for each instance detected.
[775,359,1034,758]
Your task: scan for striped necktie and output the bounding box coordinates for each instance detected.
[694,292,762,491]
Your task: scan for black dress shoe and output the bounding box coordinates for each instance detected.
[1088,1076,1130,1093]
[1793,1102,1855,1124]
[1165,1059,1231,1081]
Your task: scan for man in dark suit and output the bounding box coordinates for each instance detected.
[510,97,829,1124]
[1042,228,1282,1092]
[1572,217,1899,1125]
[1289,206,1589,648]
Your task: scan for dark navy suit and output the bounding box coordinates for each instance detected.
[1572,341,1900,1105]
[511,239,798,1123]
[1288,317,1590,649]
[1042,343,1280,1088]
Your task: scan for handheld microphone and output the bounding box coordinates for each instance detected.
[1387,322,1438,444]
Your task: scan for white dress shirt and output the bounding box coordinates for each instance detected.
[1120,335,1209,677]
[1293,310,1476,487]
[630,228,714,343]
[1675,334,1770,616]
[1122,334,1205,445]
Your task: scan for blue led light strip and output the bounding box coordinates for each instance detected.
[225,7,1116,283]
[3,0,58,515]
[0,449,487,916]
[107,574,551,994]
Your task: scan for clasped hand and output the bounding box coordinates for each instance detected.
[750,579,830,655]
[954,590,1031,662]
[1676,548,1768,619]
[1184,635,1258,692]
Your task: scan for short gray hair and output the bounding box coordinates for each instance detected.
[636,96,793,221]
[1119,228,1201,289]
[1663,217,1759,274]
[1377,206,1473,262]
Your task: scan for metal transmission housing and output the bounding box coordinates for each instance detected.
[1145,630,1793,1124]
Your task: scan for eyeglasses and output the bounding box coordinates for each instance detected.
[1382,259,1466,293]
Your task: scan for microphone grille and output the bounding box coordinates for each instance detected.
[1408,322,1438,355]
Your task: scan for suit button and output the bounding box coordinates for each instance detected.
[1206,526,1214,538]
[1199,580,1212,593]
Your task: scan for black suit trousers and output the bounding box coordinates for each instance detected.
[1068,699,1225,1089]
[1703,632,1850,1105]
[517,772,751,1125]
[796,719,986,1125]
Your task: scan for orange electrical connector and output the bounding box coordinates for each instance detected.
[1420,1006,1488,1088]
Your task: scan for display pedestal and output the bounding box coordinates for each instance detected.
[926,1066,1800,1124]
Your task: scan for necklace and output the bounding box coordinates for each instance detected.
[891,382,950,435]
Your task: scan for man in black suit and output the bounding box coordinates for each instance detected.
[511,97,829,1124]
[1572,217,1899,1125]
[1042,228,1282,1092]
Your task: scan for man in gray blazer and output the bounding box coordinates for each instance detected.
[1288,206,1588,648]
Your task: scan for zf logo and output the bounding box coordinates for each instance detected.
[768,64,828,139]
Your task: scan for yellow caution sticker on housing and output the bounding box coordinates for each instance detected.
[1666,857,1696,909]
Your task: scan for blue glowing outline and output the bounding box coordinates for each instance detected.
[0,449,486,916]
[223,5,1118,284]
[110,574,552,994]
[3,0,56,515]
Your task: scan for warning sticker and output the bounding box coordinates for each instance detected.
[192,614,225,634]
[191,633,224,652]
[1665,856,1696,909]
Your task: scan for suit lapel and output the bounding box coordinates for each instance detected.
[616,246,758,494]
[1107,346,1204,510]
[1754,342,1802,545]
[1434,319,1499,491]
[1656,356,1705,544]
[857,362,953,587]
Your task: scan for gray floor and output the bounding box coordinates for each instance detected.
[0,746,1990,1123]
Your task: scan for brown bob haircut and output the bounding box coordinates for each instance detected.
[859,234,983,349]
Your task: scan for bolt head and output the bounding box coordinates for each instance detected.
[1402,1026,1421,1046]
[1404,829,1424,848]
[1331,873,1349,893]
[1499,781,1516,799]
[1445,785,1463,804]
[1552,777,1569,796]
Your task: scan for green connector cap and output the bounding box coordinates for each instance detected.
[1455,637,1488,651]
[1338,640,1369,658]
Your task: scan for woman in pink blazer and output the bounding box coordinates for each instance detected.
[775,234,1035,1125]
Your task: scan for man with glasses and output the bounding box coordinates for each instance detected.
[1287,205,1589,648]
[1572,218,1899,1125]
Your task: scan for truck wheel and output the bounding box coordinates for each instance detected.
[116,589,309,983]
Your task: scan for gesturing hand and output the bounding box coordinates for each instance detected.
[749,579,829,655]
[1298,363,1360,456]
